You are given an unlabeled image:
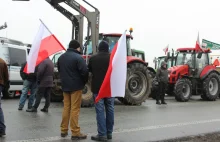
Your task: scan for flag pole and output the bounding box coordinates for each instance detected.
[39,19,53,34]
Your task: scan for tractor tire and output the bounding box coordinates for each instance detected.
[124,62,151,105]
[51,88,63,102]
[117,97,131,105]
[81,74,93,107]
[174,78,192,102]
[202,72,220,101]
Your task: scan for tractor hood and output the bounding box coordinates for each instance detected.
[168,65,189,83]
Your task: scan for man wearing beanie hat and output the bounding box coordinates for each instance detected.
[58,40,88,140]
[88,40,115,141]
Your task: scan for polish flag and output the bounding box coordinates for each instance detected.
[24,20,66,73]
[195,32,204,52]
[95,31,127,103]
[163,45,169,55]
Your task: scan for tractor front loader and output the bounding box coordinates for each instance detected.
[14,0,153,106]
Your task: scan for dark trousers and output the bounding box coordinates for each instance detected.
[156,82,166,102]
[0,85,6,133]
[33,87,51,109]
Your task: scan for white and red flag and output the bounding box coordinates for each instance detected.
[195,32,204,52]
[24,19,66,73]
[95,31,127,103]
[163,44,169,55]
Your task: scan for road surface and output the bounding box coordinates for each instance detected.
[1,96,220,142]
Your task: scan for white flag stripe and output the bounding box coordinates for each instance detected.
[111,31,127,98]
[27,22,51,73]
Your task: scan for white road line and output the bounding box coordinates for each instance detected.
[8,118,220,142]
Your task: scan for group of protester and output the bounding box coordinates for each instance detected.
[0,39,169,141]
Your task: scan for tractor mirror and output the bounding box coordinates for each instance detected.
[197,52,202,59]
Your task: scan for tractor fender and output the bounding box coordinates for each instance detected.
[147,67,156,75]
[127,56,148,67]
[200,65,220,80]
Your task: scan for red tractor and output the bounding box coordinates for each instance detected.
[167,47,220,102]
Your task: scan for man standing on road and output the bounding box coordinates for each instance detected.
[18,62,38,111]
[88,41,114,141]
[0,58,9,137]
[156,61,168,105]
[27,51,54,112]
[58,40,88,140]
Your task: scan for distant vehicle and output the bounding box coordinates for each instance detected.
[0,37,30,98]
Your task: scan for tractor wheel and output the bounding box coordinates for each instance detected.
[174,78,192,102]
[51,88,63,102]
[81,74,93,107]
[117,97,132,105]
[148,69,156,79]
[202,72,220,101]
[124,62,151,105]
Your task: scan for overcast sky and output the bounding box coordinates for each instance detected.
[1,0,220,66]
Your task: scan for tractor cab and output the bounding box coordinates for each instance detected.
[154,50,176,70]
[169,48,211,81]
[83,33,133,56]
[131,49,145,61]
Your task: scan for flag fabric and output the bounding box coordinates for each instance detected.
[95,31,127,103]
[163,45,169,55]
[24,20,66,73]
[195,32,204,52]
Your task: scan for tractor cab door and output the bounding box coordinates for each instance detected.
[194,52,209,78]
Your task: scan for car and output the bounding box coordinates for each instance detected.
[0,37,30,98]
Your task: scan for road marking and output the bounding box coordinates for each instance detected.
[8,118,220,142]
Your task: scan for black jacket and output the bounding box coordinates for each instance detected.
[58,48,88,92]
[156,61,168,83]
[88,52,110,94]
[37,58,54,87]
[20,62,37,82]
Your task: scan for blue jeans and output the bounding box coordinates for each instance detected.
[0,85,6,133]
[19,80,37,109]
[93,94,115,136]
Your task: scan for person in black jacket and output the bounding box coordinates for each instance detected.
[58,40,88,140]
[18,62,38,111]
[88,41,114,141]
[27,51,54,112]
[156,61,168,105]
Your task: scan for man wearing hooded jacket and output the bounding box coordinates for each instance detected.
[88,41,115,141]
[156,61,168,105]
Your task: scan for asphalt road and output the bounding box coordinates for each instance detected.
[1,96,220,142]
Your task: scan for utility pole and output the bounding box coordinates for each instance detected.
[0,22,7,31]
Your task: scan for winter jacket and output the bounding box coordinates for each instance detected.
[0,58,9,86]
[88,52,110,94]
[156,61,168,83]
[20,62,37,82]
[37,58,54,87]
[58,48,88,92]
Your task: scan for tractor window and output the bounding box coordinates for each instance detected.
[52,52,62,65]
[196,53,209,69]
[167,59,172,68]
[176,52,194,68]
[85,36,131,56]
